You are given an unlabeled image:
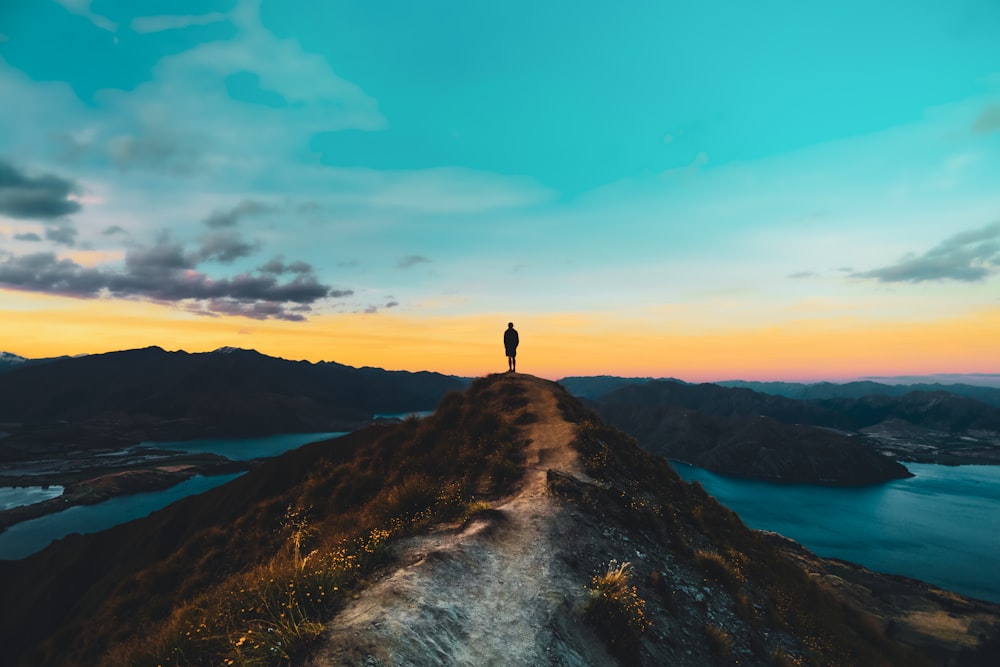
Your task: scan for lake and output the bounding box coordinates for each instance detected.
[0,473,242,560]
[673,461,1000,604]
[146,431,346,460]
[0,485,64,510]
[0,431,347,560]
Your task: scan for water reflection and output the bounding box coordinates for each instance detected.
[0,485,64,510]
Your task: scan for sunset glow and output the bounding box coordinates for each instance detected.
[2,0,999,381]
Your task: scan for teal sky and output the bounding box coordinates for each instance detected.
[1,0,999,377]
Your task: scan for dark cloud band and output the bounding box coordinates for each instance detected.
[0,160,81,220]
[0,245,351,321]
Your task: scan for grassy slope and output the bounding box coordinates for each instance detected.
[0,376,532,666]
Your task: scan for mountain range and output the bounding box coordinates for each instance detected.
[2,374,997,666]
[0,346,466,461]
[587,379,1000,480]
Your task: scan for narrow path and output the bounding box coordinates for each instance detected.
[306,375,603,666]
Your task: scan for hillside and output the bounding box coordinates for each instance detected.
[592,380,1000,471]
[0,346,465,459]
[718,379,1000,408]
[594,400,911,485]
[1,375,996,665]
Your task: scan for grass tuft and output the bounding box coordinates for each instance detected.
[584,560,652,661]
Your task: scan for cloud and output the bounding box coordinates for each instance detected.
[102,225,127,236]
[661,151,709,179]
[130,13,228,34]
[14,232,42,242]
[45,221,78,246]
[973,104,1000,134]
[196,230,259,263]
[0,241,350,321]
[86,0,383,177]
[397,255,431,269]
[0,160,82,219]
[54,0,117,32]
[107,130,202,173]
[851,221,1000,283]
[384,300,399,308]
[258,256,313,275]
[204,199,274,228]
[788,271,817,279]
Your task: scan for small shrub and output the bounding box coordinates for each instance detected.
[704,623,733,657]
[695,548,743,593]
[773,645,805,666]
[584,560,651,660]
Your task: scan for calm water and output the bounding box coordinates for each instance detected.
[0,432,349,560]
[0,473,243,560]
[673,462,1000,604]
[0,485,64,510]
[145,431,346,460]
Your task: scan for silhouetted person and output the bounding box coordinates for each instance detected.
[504,322,519,372]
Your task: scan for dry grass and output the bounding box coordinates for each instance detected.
[88,377,533,667]
[584,560,652,660]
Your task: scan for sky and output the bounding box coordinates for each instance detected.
[1,0,999,381]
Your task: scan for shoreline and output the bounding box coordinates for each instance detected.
[0,454,252,533]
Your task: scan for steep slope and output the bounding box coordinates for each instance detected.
[0,376,530,666]
[306,375,604,664]
[2,375,996,666]
[308,376,994,665]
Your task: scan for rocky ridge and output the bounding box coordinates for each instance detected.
[306,375,997,665]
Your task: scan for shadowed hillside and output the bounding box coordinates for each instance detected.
[0,346,465,459]
[591,380,1000,473]
[718,379,1000,408]
[1,375,997,665]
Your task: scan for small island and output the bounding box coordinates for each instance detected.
[0,446,252,533]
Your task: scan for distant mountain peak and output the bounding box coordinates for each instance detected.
[210,346,254,355]
[0,351,28,364]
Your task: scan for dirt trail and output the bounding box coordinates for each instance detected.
[306,374,611,666]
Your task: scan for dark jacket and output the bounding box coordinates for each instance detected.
[504,328,519,355]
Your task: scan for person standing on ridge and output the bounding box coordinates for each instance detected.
[504,322,519,373]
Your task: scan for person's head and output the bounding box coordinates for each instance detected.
[507,322,514,328]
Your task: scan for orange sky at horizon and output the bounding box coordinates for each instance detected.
[3,289,998,383]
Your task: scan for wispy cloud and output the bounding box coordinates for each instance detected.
[45,220,78,246]
[397,255,431,269]
[53,0,116,32]
[130,13,228,34]
[204,199,275,228]
[973,104,1000,134]
[851,221,1000,283]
